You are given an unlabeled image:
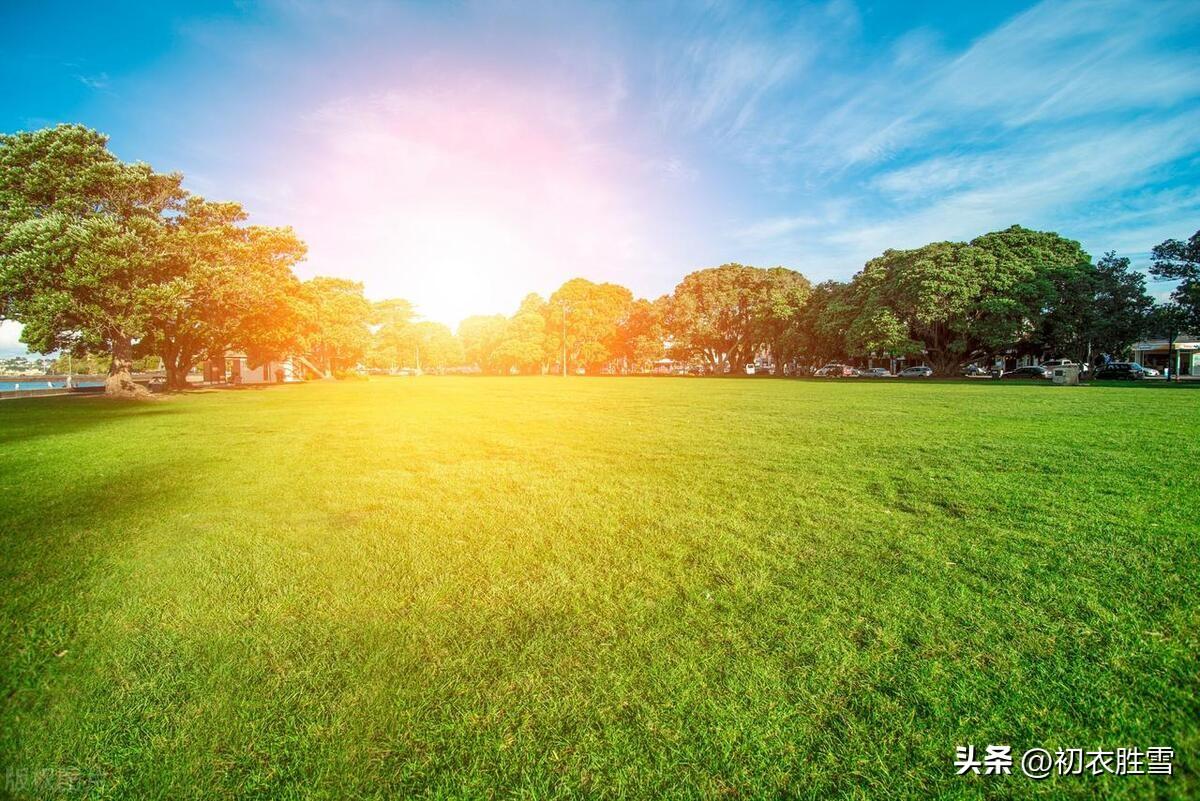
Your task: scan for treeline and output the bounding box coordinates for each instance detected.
[1,125,1197,396]
[458,229,1197,377]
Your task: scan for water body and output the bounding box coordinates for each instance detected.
[0,379,105,391]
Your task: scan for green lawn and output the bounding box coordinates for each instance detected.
[1,378,1197,799]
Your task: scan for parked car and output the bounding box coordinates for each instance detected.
[1140,366,1161,377]
[814,363,857,377]
[1040,359,1074,370]
[1094,362,1146,380]
[961,365,990,377]
[860,367,893,378]
[898,366,933,378]
[744,363,756,375]
[1040,359,1091,376]
[1001,365,1051,379]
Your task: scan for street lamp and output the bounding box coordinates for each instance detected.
[561,301,570,377]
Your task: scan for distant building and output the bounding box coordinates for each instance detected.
[201,352,299,384]
[1131,334,1199,376]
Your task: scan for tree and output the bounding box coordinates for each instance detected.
[367,298,417,370]
[401,321,462,371]
[1033,251,1152,364]
[968,225,1092,363]
[1150,229,1200,329]
[748,267,811,372]
[546,278,633,374]
[458,314,509,373]
[842,242,990,375]
[298,277,372,375]
[837,226,1095,375]
[793,280,852,371]
[613,296,666,373]
[492,293,550,374]
[1090,253,1154,360]
[141,197,307,389]
[664,264,764,371]
[0,125,185,397]
[845,307,922,363]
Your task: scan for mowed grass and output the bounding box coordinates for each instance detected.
[0,378,1197,799]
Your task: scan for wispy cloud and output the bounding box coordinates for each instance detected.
[727,0,1200,275]
[76,72,110,90]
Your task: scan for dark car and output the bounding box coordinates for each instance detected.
[961,365,990,377]
[1001,366,1051,380]
[1094,362,1146,380]
[814,363,857,377]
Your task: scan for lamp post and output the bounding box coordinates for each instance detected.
[561,301,569,377]
[1151,302,1185,383]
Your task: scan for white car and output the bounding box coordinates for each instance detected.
[860,367,893,378]
[744,363,756,375]
[898,366,934,378]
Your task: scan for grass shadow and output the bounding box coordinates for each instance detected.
[0,396,185,447]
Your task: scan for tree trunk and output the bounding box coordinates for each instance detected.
[105,336,152,399]
[165,359,191,391]
[162,344,187,391]
[928,350,962,377]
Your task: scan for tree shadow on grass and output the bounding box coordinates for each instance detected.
[1087,380,1200,390]
[0,396,185,447]
[0,448,213,732]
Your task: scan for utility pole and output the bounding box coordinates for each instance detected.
[561,301,569,377]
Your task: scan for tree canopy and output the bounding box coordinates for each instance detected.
[0,125,185,396]
[143,197,307,388]
[298,277,372,375]
[0,124,1180,389]
[1150,229,1200,328]
[547,278,634,374]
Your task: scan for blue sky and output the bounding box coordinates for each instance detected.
[2,0,1199,353]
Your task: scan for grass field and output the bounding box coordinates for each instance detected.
[1,377,1197,799]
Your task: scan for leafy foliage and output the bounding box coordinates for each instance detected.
[298,277,372,374]
[1150,228,1200,328]
[0,125,185,393]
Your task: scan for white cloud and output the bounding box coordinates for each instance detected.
[728,0,1200,275]
[0,321,28,357]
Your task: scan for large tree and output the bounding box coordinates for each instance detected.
[387,321,461,371]
[793,280,852,371]
[367,298,417,370]
[748,267,812,372]
[1150,228,1200,328]
[458,314,509,373]
[839,226,1096,375]
[298,277,372,375]
[142,197,307,389]
[664,264,764,371]
[841,242,990,374]
[0,124,185,397]
[967,225,1092,362]
[546,278,633,374]
[613,296,667,373]
[1032,251,1152,364]
[494,294,551,374]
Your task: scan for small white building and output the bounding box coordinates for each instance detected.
[202,352,300,384]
